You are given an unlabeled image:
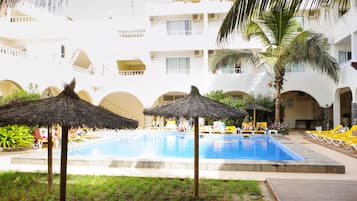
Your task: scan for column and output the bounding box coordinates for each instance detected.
[333,93,341,127]
[352,102,357,125]
[322,106,329,130]
[144,115,153,128]
[352,32,357,69]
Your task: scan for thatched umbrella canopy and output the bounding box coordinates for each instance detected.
[0,80,138,201]
[143,85,247,200]
[240,103,271,127]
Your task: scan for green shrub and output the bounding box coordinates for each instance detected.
[0,125,34,149]
[0,84,39,150]
[0,90,40,105]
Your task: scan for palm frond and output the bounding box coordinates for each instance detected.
[245,20,275,47]
[0,0,66,12]
[217,0,349,43]
[287,32,339,82]
[209,49,257,72]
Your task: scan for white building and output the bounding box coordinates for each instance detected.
[0,0,356,129]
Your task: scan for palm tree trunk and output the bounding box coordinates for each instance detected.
[274,84,281,125]
[274,70,285,125]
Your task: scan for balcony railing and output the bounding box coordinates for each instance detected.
[8,16,36,23]
[0,45,27,57]
[166,67,190,74]
[118,31,145,38]
[119,70,145,76]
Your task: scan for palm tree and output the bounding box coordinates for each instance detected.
[217,0,350,43]
[211,4,339,124]
[0,0,65,15]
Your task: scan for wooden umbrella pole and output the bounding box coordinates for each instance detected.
[60,126,69,201]
[47,125,53,192]
[194,117,199,200]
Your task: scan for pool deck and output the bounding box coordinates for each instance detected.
[2,130,357,200]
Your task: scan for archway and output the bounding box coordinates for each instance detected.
[149,91,187,129]
[72,49,93,71]
[99,92,144,128]
[0,80,23,98]
[224,91,251,99]
[77,90,92,103]
[281,91,327,129]
[338,87,352,127]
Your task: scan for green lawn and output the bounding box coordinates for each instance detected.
[0,171,263,201]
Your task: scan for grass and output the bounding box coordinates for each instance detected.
[0,171,264,201]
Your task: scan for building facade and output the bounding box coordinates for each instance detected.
[0,0,356,129]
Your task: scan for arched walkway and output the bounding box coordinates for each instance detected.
[147,91,187,128]
[77,90,92,103]
[0,80,23,98]
[72,49,93,71]
[335,87,352,127]
[224,91,251,99]
[281,91,328,129]
[99,92,144,128]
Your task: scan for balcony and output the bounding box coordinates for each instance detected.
[0,45,27,57]
[7,16,36,23]
[118,70,145,76]
[118,30,145,38]
[117,59,146,76]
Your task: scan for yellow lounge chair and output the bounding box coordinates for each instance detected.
[225,126,236,134]
[255,122,268,134]
[241,122,254,134]
[200,125,213,134]
[308,124,343,141]
[327,125,357,147]
[165,120,177,130]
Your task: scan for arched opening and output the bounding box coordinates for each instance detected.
[77,90,92,103]
[338,87,352,127]
[99,92,144,128]
[41,86,61,98]
[72,49,93,72]
[148,91,187,129]
[224,91,251,99]
[281,91,327,129]
[0,80,23,98]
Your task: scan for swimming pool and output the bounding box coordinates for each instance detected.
[68,131,303,161]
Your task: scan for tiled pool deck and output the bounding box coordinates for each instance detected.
[0,130,349,177]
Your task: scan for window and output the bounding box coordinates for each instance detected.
[285,63,305,73]
[215,63,244,74]
[61,45,65,58]
[338,51,351,64]
[167,20,191,35]
[166,57,190,74]
[163,95,184,102]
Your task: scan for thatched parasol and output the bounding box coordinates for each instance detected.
[143,85,247,200]
[0,79,138,201]
[240,103,271,128]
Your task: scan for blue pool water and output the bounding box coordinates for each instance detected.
[69,131,303,161]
